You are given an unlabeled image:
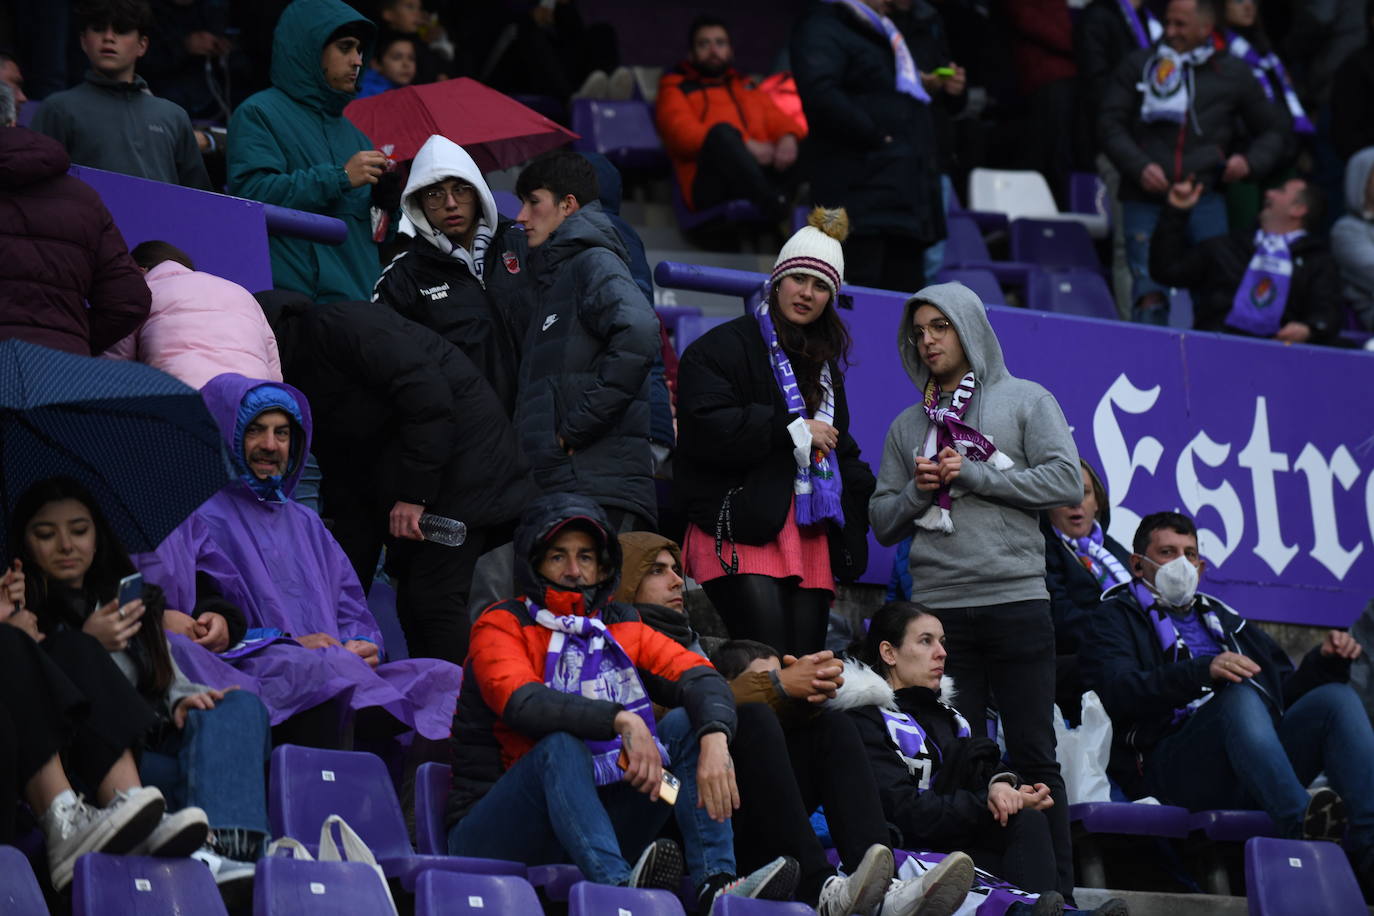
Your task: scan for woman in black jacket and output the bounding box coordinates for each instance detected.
[674,208,875,657]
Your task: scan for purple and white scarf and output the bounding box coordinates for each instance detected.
[1139,44,1214,127]
[532,602,668,786]
[1224,31,1315,135]
[1116,0,1163,50]
[1055,521,1131,590]
[826,0,930,104]
[914,372,1014,534]
[755,295,845,528]
[880,706,971,792]
[1225,228,1305,337]
[1130,583,1226,723]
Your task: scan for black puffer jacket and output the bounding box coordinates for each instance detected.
[259,292,535,526]
[372,218,535,416]
[674,314,875,583]
[1099,45,1286,201]
[790,2,945,243]
[1075,0,1144,157]
[516,203,659,524]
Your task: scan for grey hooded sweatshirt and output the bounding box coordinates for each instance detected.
[1330,146,1374,331]
[868,283,1081,608]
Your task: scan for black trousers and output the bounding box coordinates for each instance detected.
[386,524,508,665]
[730,703,892,904]
[691,123,795,218]
[930,599,1074,899]
[964,805,1058,894]
[701,573,830,657]
[843,233,927,294]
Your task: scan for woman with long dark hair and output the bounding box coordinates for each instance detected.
[674,208,876,657]
[14,477,269,903]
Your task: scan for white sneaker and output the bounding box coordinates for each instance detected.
[606,66,636,101]
[192,845,256,909]
[42,787,164,892]
[128,805,210,858]
[878,852,975,916]
[573,70,610,99]
[818,844,894,916]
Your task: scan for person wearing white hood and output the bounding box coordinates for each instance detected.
[1331,146,1374,332]
[373,134,536,415]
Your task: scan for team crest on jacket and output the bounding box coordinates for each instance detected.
[503,251,521,274]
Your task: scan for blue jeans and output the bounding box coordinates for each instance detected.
[140,689,271,836]
[448,707,734,888]
[1145,681,1374,859]
[1121,193,1228,322]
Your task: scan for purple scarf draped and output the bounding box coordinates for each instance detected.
[1130,582,1227,724]
[1224,31,1315,134]
[880,706,971,792]
[826,0,930,104]
[915,371,1012,533]
[1056,522,1132,590]
[754,296,846,528]
[532,602,667,786]
[1116,0,1162,49]
[1226,228,1305,337]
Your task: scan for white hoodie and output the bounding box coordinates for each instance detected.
[399,135,500,281]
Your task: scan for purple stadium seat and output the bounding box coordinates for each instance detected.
[73,853,226,916]
[492,190,521,221]
[254,856,394,915]
[934,268,1006,307]
[1068,172,1111,231]
[415,870,542,915]
[570,100,669,173]
[711,898,816,914]
[414,761,451,855]
[1190,810,1279,843]
[0,845,47,915]
[1244,837,1366,916]
[1070,801,1193,889]
[568,880,687,915]
[654,305,704,338]
[1009,218,1100,273]
[674,315,730,353]
[1026,269,1119,321]
[942,214,1043,291]
[948,187,1010,235]
[670,182,764,233]
[268,745,524,891]
[527,864,587,902]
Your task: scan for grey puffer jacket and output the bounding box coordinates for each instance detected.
[515,202,659,524]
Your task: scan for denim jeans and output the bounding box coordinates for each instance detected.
[140,689,271,836]
[1121,193,1228,322]
[448,707,734,888]
[1145,681,1374,859]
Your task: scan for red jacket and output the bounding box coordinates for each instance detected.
[656,62,805,208]
[0,128,150,355]
[1002,0,1078,95]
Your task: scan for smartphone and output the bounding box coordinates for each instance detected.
[933,67,956,78]
[117,572,144,606]
[618,747,680,805]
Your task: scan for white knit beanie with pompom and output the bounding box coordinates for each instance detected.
[770,207,850,295]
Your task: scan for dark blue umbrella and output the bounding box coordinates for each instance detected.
[0,340,232,559]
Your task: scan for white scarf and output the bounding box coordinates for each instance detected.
[1139,44,1214,129]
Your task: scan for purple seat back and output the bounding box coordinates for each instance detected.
[570,100,669,172]
[1069,171,1110,227]
[414,762,451,856]
[0,845,47,915]
[415,870,541,915]
[568,881,687,915]
[1009,218,1100,272]
[1068,802,1193,838]
[268,745,412,859]
[1026,269,1119,321]
[711,897,816,914]
[944,213,993,264]
[492,191,522,221]
[671,181,763,231]
[654,305,703,337]
[1190,809,1278,843]
[934,269,1006,307]
[675,315,730,353]
[73,853,227,915]
[1244,837,1365,916]
[253,856,394,915]
[527,864,586,902]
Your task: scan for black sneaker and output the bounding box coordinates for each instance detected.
[708,856,799,909]
[1303,787,1348,843]
[628,838,684,892]
[1030,890,1066,915]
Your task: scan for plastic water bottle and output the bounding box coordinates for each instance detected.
[418,513,467,547]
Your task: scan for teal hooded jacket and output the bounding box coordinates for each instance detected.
[227,0,378,302]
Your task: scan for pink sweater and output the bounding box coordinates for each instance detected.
[103,260,282,389]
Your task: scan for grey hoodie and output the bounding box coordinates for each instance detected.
[868,283,1081,608]
[1330,146,1374,330]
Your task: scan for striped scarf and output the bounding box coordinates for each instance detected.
[1055,521,1131,590]
[1226,228,1305,337]
[1130,583,1226,723]
[825,0,930,104]
[914,371,1014,534]
[880,705,971,792]
[1224,31,1314,135]
[1116,0,1162,49]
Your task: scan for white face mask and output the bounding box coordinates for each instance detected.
[1141,555,1199,609]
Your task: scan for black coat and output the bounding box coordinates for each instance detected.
[1075,0,1143,158]
[790,2,946,242]
[372,217,536,416]
[1041,518,1132,655]
[1149,204,1343,342]
[1081,584,1349,799]
[1331,45,1374,161]
[259,293,536,528]
[673,314,875,583]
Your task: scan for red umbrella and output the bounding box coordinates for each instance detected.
[344,78,579,171]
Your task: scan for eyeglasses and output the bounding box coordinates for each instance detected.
[421,183,476,207]
[907,318,954,346]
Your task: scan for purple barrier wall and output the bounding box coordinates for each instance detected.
[657,262,1374,628]
[70,166,274,293]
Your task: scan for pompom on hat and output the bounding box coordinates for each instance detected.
[770,206,850,295]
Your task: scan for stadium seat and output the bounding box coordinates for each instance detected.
[949,188,1009,236]
[674,315,730,353]
[934,268,1006,307]
[414,761,451,856]
[492,190,521,221]
[570,100,669,173]
[1244,837,1365,916]
[415,870,542,915]
[1025,269,1119,321]
[1190,810,1280,895]
[1009,219,1101,273]
[1068,171,1111,231]
[527,864,587,902]
[268,745,524,891]
[1070,801,1193,889]
[72,853,226,916]
[654,305,704,338]
[568,880,686,915]
[712,898,816,914]
[968,168,1109,239]
[254,856,394,915]
[941,214,1043,291]
[670,182,765,234]
[0,845,47,915]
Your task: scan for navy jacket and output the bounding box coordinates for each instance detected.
[1042,518,1132,655]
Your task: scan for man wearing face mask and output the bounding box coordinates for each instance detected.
[1082,512,1374,889]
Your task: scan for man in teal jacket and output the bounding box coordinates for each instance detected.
[227,0,389,302]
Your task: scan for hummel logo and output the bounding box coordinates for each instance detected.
[542,315,558,331]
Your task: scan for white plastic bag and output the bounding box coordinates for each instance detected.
[265,814,398,915]
[1054,691,1113,805]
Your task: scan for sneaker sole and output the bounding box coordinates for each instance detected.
[742,856,800,902]
[631,840,684,892]
[50,793,167,892]
[134,809,211,859]
[849,844,895,916]
[1303,789,1348,843]
[911,852,975,916]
